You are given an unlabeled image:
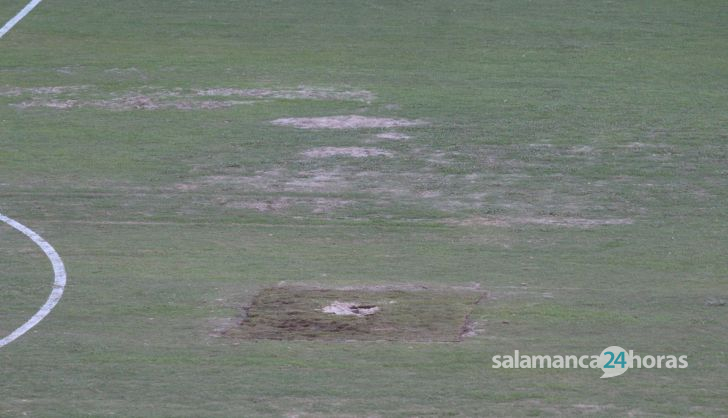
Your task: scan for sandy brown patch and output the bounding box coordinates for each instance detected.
[376,131,410,140]
[301,147,392,158]
[446,216,634,228]
[10,99,79,109]
[7,85,372,110]
[194,86,374,102]
[322,301,380,316]
[271,115,426,129]
[12,95,254,111]
[0,85,88,96]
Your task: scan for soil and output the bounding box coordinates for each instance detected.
[322,301,380,316]
[194,86,374,102]
[6,85,373,110]
[270,115,426,129]
[224,285,486,342]
[301,147,393,158]
[376,132,410,140]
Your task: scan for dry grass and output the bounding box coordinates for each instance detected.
[224,285,486,341]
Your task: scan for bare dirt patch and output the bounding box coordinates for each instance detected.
[194,86,374,102]
[0,85,88,96]
[302,147,393,158]
[446,216,634,228]
[225,285,486,341]
[271,115,426,130]
[376,131,410,140]
[322,301,380,316]
[7,85,373,110]
[10,99,80,109]
[12,95,254,111]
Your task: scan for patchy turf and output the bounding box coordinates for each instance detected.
[4,85,372,110]
[1,0,727,416]
[301,147,393,158]
[270,115,426,129]
[375,131,410,140]
[225,285,486,342]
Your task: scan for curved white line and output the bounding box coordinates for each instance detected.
[0,212,66,347]
[0,0,44,39]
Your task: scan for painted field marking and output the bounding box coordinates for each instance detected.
[0,0,44,39]
[0,212,66,348]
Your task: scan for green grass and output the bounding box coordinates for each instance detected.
[1,0,727,416]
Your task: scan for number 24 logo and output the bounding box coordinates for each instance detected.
[603,351,627,368]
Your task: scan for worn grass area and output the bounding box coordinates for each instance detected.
[1,0,727,416]
[226,285,484,341]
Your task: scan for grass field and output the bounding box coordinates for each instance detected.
[1,0,727,416]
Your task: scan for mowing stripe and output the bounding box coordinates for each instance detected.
[0,212,66,348]
[0,0,44,39]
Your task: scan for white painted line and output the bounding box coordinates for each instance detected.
[0,0,44,39]
[0,212,66,348]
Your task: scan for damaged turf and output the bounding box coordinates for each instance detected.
[224,285,486,342]
[270,115,426,129]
